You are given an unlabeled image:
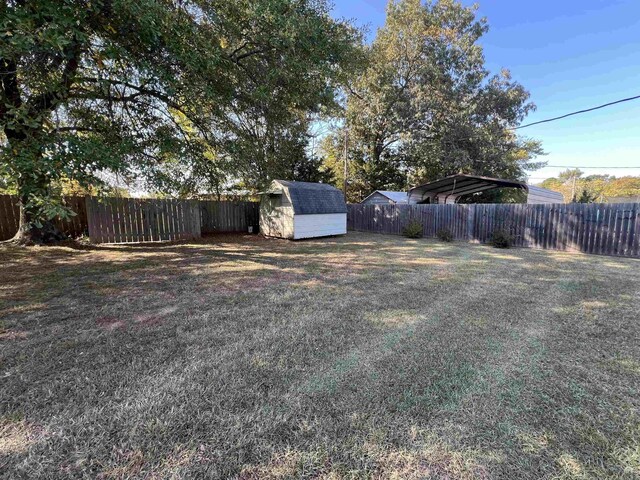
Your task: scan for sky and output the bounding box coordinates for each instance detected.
[330,0,640,183]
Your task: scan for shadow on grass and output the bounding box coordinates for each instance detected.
[1,233,640,478]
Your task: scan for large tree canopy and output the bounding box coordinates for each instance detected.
[0,0,361,242]
[321,0,545,202]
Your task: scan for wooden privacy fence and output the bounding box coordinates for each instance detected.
[0,195,19,241]
[0,195,88,241]
[86,197,201,243]
[0,196,260,243]
[348,203,640,258]
[200,200,259,233]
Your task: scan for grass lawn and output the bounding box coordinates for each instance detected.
[1,232,639,479]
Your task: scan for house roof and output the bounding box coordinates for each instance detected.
[362,190,409,204]
[409,174,528,201]
[274,180,347,215]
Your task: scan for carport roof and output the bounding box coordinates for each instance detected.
[409,174,528,199]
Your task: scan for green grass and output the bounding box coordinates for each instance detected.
[1,233,639,479]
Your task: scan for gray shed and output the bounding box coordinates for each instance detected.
[259,180,347,239]
[361,190,409,205]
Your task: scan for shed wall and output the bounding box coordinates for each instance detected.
[293,213,347,239]
[259,195,294,239]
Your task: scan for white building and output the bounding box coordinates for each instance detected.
[259,180,347,240]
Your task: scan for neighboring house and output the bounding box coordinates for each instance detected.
[361,190,409,205]
[259,180,347,240]
[408,174,564,205]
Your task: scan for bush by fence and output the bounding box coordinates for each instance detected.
[347,203,640,258]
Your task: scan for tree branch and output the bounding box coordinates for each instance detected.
[53,126,102,133]
[1,59,24,140]
[77,77,183,111]
[1,60,22,110]
[233,48,267,62]
[27,38,82,116]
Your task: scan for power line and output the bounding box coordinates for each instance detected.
[512,94,640,130]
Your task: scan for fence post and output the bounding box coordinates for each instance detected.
[467,205,475,242]
[85,196,95,242]
[191,200,201,239]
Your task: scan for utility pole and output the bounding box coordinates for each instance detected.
[571,174,577,202]
[343,127,348,199]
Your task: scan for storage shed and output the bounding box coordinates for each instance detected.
[361,190,409,205]
[259,180,347,240]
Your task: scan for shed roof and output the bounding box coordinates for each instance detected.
[274,180,347,215]
[362,190,409,204]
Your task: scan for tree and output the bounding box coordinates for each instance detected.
[1,0,361,243]
[576,188,597,204]
[319,129,406,202]
[557,169,583,182]
[290,154,335,184]
[606,177,640,200]
[321,0,544,201]
[540,172,640,203]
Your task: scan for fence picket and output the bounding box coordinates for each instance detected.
[346,202,639,258]
[3,196,638,255]
[633,203,640,258]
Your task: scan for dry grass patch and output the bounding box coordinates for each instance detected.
[1,232,639,478]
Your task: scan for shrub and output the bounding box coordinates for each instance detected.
[490,229,513,248]
[402,220,423,239]
[436,228,453,242]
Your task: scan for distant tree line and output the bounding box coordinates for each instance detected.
[540,169,640,203]
[1,0,544,242]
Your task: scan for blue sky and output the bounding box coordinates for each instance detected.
[331,0,640,182]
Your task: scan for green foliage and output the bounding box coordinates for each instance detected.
[436,228,453,242]
[319,129,407,203]
[576,188,598,204]
[402,220,424,239]
[490,229,513,249]
[0,174,16,194]
[558,169,584,182]
[540,170,640,203]
[322,0,544,201]
[0,0,362,232]
[291,155,335,185]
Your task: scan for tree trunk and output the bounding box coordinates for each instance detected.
[373,142,384,164]
[12,198,67,245]
[10,157,67,245]
[3,128,68,245]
